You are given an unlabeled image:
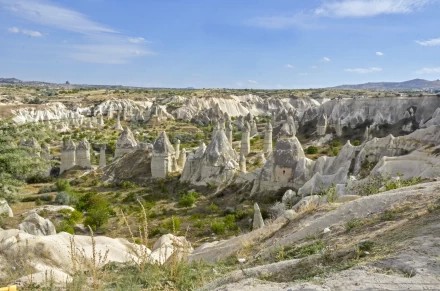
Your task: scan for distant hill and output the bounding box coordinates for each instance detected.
[333,79,440,91]
[0,78,23,84]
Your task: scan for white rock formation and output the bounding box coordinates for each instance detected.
[181,128,238,186]
[99,144,107,168]
[263,122,273,153]
[279,115,297,137]
[178,148,187,170]
[12,102,83,124]
[175,139,181,160]
[241,122,251,156]
[0,229,150,285]
[151,131,176,179]
[0,199,13,217]
[239,154,247,173]
[114,113,123,131]
[334,119,343,137]
[317,114,328,136]
[226,120,233,144]
[76,138,91,169]
[19,212,56,236]
[252,203,264,230]
[150,234,193,264]
[115,127,138,158]
[60,138,76,174]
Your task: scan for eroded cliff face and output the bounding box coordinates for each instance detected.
[9,95,440,134]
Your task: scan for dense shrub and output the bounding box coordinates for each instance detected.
[178,191,199,208]
[77,193,112,231]
[55,179,71,192]
[305,146,318,155]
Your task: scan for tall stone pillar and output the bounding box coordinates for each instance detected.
[263,122,273,153]
[241,122,251,156]
[225,121,233,145]
[99,144,107,168]
[60,138,76,174]
[76,138,91,169]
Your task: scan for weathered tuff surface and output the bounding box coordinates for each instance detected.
[102,148,152,184]
[0,230,190,286]
[10,96,440,134]
[197,182,440,291]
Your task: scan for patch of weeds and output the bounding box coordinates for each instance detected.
[162,216,182,233]
[56,210,83,234]
[345,218,365,232]
[120,180,138,189]
[275,240,325,262]
[208,202,220,213]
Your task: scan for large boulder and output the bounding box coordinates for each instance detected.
[0,229,150,285]
[18,212,56,236]
[150,234,193,264]
[0,199,13,217]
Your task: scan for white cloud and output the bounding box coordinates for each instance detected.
[245,12,314,29]
[416,38,440,46]
[1,0,115,34]
[8,26,42,37]
[415,67,440,74]
[345,67,383,74]
[376,51,384,56]
[0,0,153,64]
[315,0,430,18]
[70,43,152,64]
[248,80,258,84]
[8,26,19,33]
[128,37,147,44]
[285,64,294,69]
[322,57,331,62]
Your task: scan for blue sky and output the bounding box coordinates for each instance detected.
[0,0,439,88]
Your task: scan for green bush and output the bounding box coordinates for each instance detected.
[178,191,199,208]
[210,220,226,235]
[77,193,112,231]
[211,215,238,235]
[352,140,361,146]
[305,146,318,155]
[56,210,83,234]
[55,179,71,192]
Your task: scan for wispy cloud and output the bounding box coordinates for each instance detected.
[285,64,294,69]
[315,0,430,18]
[1,0,115,34]
[0,0,152,64]
[248,80,258,84]
[415,67,440,74]
[128,37,147,44]
[345,67,383,73]
[8,26,42,37]
[416,37,440,46]
[245,12,316,29]
[376,51,384,56]
[322,57,331,62]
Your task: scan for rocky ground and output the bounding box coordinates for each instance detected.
[1,85,440,290]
